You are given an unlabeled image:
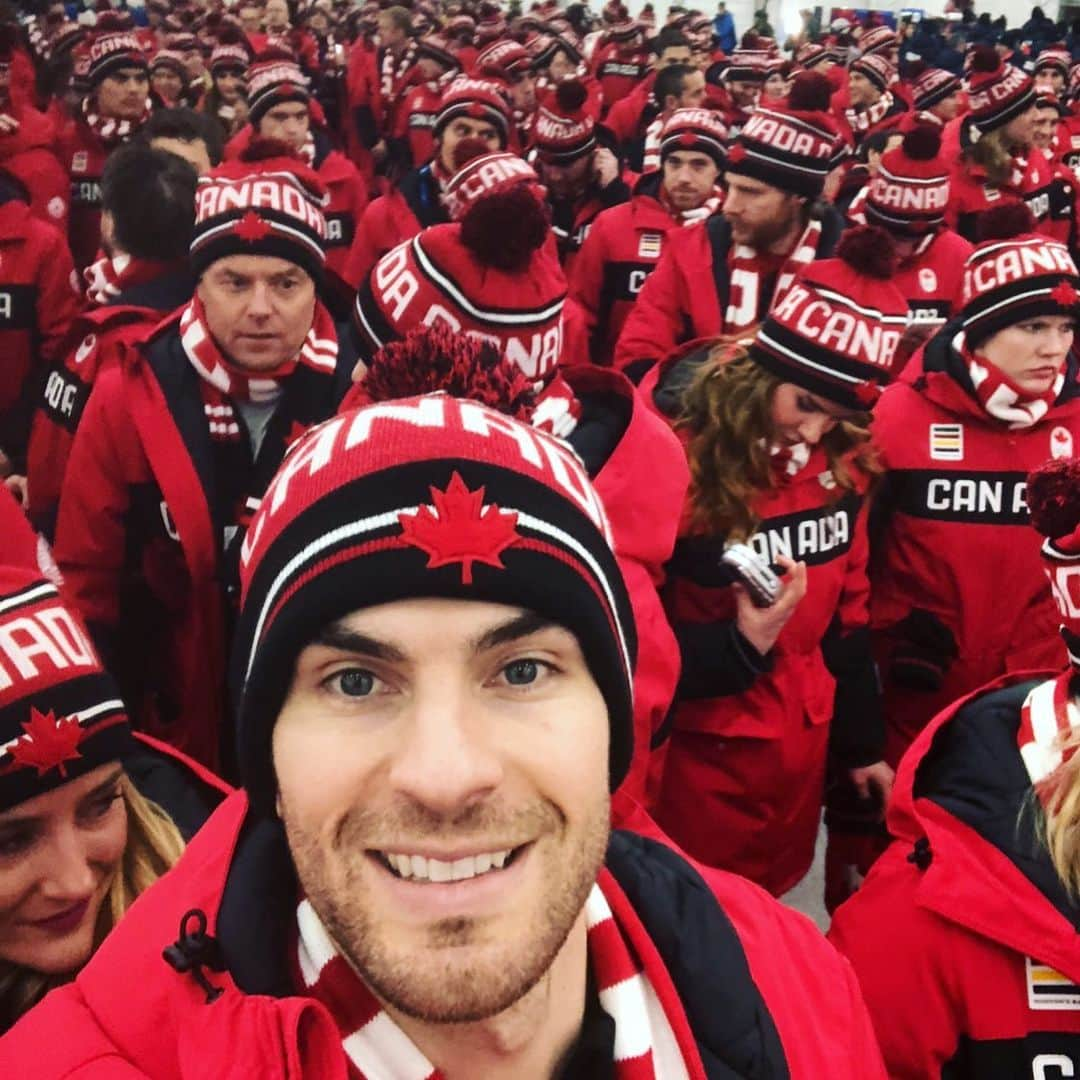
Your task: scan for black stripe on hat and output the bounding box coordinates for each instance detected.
[233,458,636,813]
[353,278,400,352]
[411,235,567,327]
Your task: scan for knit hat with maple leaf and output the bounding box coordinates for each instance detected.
[725,70,845,199]
[532,79,595,164]
[246,49,310,127]
[0,570,132,813]
[750,225,909,410]
[659,108,728,171]
[911,66,961,113]
[232,394,636,813]
[960,205,1080,349]
[190,138,329,284]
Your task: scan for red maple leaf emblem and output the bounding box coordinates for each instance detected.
[726,143,747,165]
[233,210,272,243]
[8,708,86,778]
[398,472,520,584]
[1051,281,1080,307]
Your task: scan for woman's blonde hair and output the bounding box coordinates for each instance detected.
[1035,702,1080,896]
[962,126,1015,190]
[0,773,185,1031]
[679,336,880,539]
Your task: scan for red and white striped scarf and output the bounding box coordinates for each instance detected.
[1017,670,1080,796]
[294,879,690,1080]
[380,41,418,103]
[81,96,151,148]
[642,113,664,173]
[844,90,893,137]
[659,185,724,228]
[725,217,823,332]
[83,252,183,307]
[965,342,1065,430]
[179,294,339,441]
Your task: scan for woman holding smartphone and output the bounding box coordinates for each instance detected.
[0,568,228,1031]
[643,229,905,897]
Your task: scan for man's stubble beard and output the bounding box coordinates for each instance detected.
[282,791,611,1024]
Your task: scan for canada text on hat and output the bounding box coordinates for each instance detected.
[247,58,309,122]
[659,108,728,168]
[87,31,147,84]
[476,39,532,76]
[0,574,131,812]
[764,278,905,378]
[858,25,896,57]
[728,105,839,197]
[912,67,960,111]
[961,237,1078,310]
[434,77,511,143]
[968,61,1030,115]
[445,152,539,221]
[850,51,894,93]
[865,127,949,235]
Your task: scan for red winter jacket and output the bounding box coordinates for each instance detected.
[345,163,448,288]
[56,119,115,273]
[344,38,380,182]
[869,328,1080,765]
[591,42,650,115]
[25,265,194,539]
[613,206,847,378]
[0,191,80,468]
[642,351,883,895]
[0,789,887,1077]
[829,670,1080,1079]
[53,312,351,768]
[225,127,370,288]
[393,78,442,169]
[947,150,1076,247]
[0,103,69,233]
[0,483,43,571]
[890,228,973,322]
[568,172,684,366]
[561,365,687,811]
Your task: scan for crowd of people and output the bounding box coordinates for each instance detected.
[0,0,1078,1074]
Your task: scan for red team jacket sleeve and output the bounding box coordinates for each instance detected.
[53,366,140,634]
[567,214,608,360]
[613,242,685,374]
[828,846,965,1078]
[35,227,80,365]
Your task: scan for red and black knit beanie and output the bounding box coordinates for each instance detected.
[911,66,961,112]
[865,125,950,236]
[960,205,1080,348]
[659,107,728,170]
[246,50,310,127]
[532,79,595,163]
[432,76,512,147]
[0,570,132,813]
[751,226,909,410]
[86,30,147,86]
[962,47,1036,148]
[232,395,637,813]
[726,71,845,199]
[190,140,329,283]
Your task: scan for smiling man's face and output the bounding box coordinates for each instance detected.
[273,596,611,1022]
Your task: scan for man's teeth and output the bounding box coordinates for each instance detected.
[382,849,513,882]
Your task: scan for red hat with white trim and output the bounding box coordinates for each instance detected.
[246,50,310,126]
[962,47,1036,148]
[532,78,595,163]
[86,30,147,86]
[433,76,512,148]
[911,66,961,112]
[849,50,894,94]
[865,125,950,236]
[857,25,896,57]
[0,570,132,813]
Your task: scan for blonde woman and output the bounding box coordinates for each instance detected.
[830,457,1080,1078]
[0,569,229,1031]
[643,229,903,898]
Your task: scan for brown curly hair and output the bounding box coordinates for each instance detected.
[678,337,881,539]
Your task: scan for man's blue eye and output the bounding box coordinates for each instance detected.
[504,660,539,686]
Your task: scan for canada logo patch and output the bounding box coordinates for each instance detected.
[930,423,963,461]
[1051,426,1074,460]
[638,232,663,259]
[1027,956,1080,1010]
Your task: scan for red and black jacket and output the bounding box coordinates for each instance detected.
[830,670,1080,1079]
[25,264,194,539]
[0,177,81,470]
[53,314,352,769]
[869,325,1080,764]
[0,789,887,1077]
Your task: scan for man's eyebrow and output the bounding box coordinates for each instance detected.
[313,624,407,663]
[472,612,559,654]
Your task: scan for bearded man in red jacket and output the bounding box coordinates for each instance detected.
[2,394,887,1079]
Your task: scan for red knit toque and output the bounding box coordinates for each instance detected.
[912,66,961,112]
[865,125,950,236]
[433,76,512,147]
[849,50,894,94]
[962,51,1035,148]
[532,79,595,163]
[86,30,147,86]
[659,107,728,170]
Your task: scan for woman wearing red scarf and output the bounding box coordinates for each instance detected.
[868,204,1080,779]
